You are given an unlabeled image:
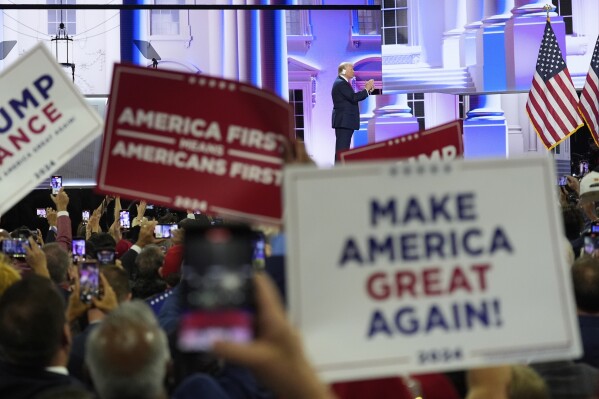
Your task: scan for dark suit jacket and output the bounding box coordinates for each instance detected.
[0,361,84,399]
[331,76,369,130]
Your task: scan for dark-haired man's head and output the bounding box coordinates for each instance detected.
[135,245,164,279]
[0,275,69,367]
[43,243,71,285]
[102,265,131,303]
[572,256,599,313]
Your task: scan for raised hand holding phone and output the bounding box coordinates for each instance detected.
[50,187,69,212]
[67,273,91,323]
[79,260,100,305]
[92,272,118,313]
[24,236,49,278]
[72,237,86,264]
[178,224,256,352]
[213,274,335,399]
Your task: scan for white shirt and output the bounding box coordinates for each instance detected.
[45,366,69,376]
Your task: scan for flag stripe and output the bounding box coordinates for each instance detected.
[529,76,568,141]
[581,86,599,135]
[526,92,558,146]
[579,52,599,145]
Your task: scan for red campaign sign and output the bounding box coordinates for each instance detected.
[96,65,293,225]
[339,120,464,164]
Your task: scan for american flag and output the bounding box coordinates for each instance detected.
[579,36,599,146]
[526,20,583,150]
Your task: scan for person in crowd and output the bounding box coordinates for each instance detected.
[532,360,599,399]
[132,244,168,299]
[466,365,549,399]
[50,188,73,252]
[33,385,95,399]
[561,204,585,259]
[43,242,74,297]
[87,232,117,260]
[68,266,128,383]
[0,255,20,297]
[0,275,81,399]
[118,220,159,279]
[330,62,374,163]
[87,274,336,399]
[571,256,599,368]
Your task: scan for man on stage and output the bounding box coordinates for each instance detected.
[331,62,374,163]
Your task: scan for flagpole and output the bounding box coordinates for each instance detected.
[543,4,552,22]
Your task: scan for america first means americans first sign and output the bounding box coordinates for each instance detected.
[284,157,581,382]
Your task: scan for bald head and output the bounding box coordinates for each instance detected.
[85,301,170,399]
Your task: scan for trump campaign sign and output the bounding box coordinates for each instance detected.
[0,44,103,215]
[284,157,581,381]
[97,65,292,225]
[340,120,463,164]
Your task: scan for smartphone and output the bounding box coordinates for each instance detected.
[1,238,28,258]
[154,224,177,239]
[82,210,90,222]
[119,210,131,229]
[96,249,115,265]
[558,176,568,187]
[252,232,266,270]
[177,225,255,352]
[50,175,62,195]
[79,261,100,304]
[72,237,86,264]
[36,208,47,218]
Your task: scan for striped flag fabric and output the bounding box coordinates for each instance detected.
[526,20,583,150]
[579,36,599,146]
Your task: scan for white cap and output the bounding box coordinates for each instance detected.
[579,171,599,202]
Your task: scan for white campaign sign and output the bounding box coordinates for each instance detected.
[284,157,581,382]
[0,44,103,215]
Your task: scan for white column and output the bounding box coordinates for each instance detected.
[207,9,224,75]
[443,0,467,68]
[483,0,514,24]
[223,9,239,79]
[461,0,484,67]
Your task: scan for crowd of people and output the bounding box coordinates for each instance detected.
[0,168,598,399]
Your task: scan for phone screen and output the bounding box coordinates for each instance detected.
[50,175,62,195]
[119,210,130,229]
[79,261,99,304]
[36,208,47,218]
[558,176,568,187]
[82,210,90,222]
[72,238,86,264]
[178,225,255,352]
[2,238,28,258]
[252,232,266,270]
[97,249,115,265]
[154,224,171,239]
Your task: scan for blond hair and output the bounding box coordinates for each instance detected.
[0,257,21,298]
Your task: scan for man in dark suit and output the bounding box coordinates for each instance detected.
[331,62,374,163]
[0,275,84,399]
